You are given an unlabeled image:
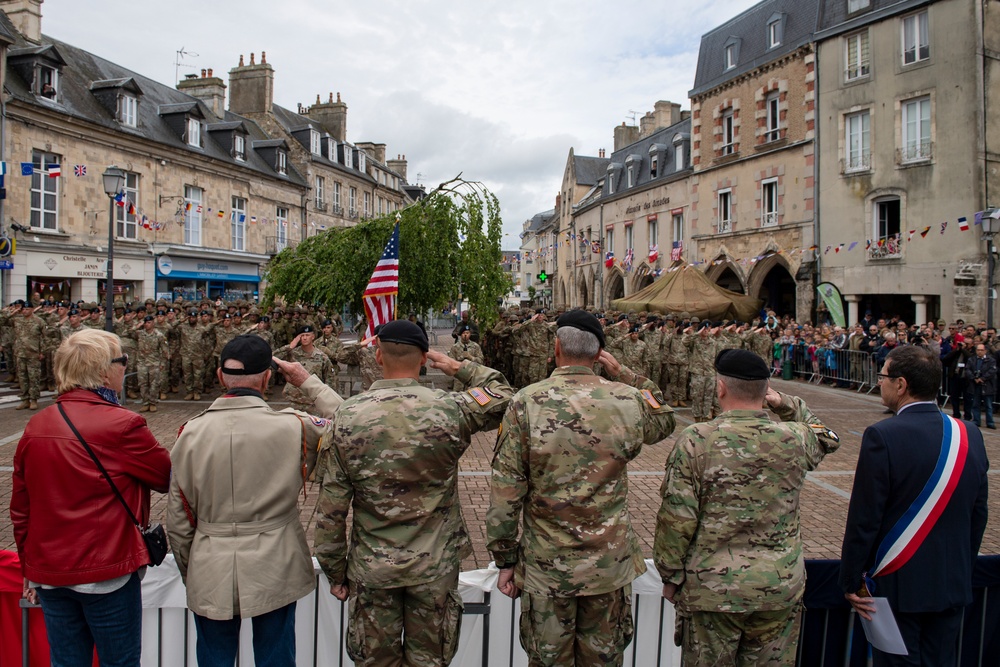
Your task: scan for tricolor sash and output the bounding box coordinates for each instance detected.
[870,413,969,577]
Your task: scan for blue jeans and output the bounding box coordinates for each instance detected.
[193,601,296,667]
[970,386,995,427]
[36,572,142,667]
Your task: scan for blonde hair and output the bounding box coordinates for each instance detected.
[54,329,121,394]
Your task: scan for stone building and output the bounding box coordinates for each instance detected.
[815,0,1000,325]
[0,1,312,304]
[519,209,556,308]
[689,0,820,321]
[551,147,608,307]
[569,101,694,309]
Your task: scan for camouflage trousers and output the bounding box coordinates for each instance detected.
[16,354,41,401]
[677,602,802,667]
[519,584,633,667]
[667,362,689,404]
[689,373,715,422]
[181,354,204,394]
[346,569,462,667]
[137,362,161,407]
[524,356,549,385]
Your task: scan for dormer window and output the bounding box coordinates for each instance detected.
[848,0,870,12]
[725,44,737,70]
[359,151,367,174]
[38,65,58,99]
[310,130,321,155]
[328,139,337,162]
[233,133,246,161]
[344,147,353,169]
[624,155,640,188]
[767,15,784,49]
[119,94,137,127]
[277,150,287,175]
[186,118,201,147]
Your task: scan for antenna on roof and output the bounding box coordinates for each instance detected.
[626,110,639,126]
[174,46,200,85]
[415,173,424,185]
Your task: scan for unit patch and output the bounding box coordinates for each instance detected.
[640,389,661,409]
[468,387,492,406]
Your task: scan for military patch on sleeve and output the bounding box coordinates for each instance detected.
[640,389,661,409]
[809,423,840,442]
[311,416,331,427]
[483,386,505,399]
[468,387,491,406]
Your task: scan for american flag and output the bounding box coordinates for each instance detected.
[624,246,634,271]
[363,221,400,341]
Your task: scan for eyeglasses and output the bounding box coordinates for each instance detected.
[110,353,129,367]
[876,372,900,381]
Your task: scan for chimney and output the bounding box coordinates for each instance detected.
[613,122,639,152]
[177,66,227,119]
[639,111,655,139]
[599,148,605,159]
[303,92,347,142]
[0,0,43,43]
[227,52,275,116]
[357,142,386,164]
[387,154,408,181]
[653,100,683,128]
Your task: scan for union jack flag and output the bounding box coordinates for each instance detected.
[624,247,634,272]
[363,221,400,341]
[73,164,87,177]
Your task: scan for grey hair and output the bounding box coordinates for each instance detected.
[220,359,268,388]
[556,326,600,360]
[719,375,768,403]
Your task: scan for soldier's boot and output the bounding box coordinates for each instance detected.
[47,381,55,392]
[171,385,179,393]
[15,400,28,410]
[678,400,687,407]
[128,390,139,399]
[149,405,157,413]
[184,393,194,400]
[159,392,168,400]
[193,392,201,401]
[138,404,149,412]
[29,401,38,410]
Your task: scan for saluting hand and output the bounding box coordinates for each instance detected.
[764,386,783,409]
[427,350,462,376]
[273,357,310,387]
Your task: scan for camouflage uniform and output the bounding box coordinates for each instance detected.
[0,309,17,380]
[665,329,691,406]
[688,332,720,421]
[642,327,664,385]
[176,319,205,398]
[273,345,337,409]
[133,326,169,409]
[40,311,62,391]
[314,362,513,666]
[609,336,647,375]
[154,318,173,397]
[448,339,484,390]
[13,312,45,406]
[654,391,840,666]
[341,342,381,391]
[515,318,554,385]
[487,365,675,666]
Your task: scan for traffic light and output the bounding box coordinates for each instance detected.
[536,271,548,283]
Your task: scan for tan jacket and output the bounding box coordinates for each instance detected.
[166,376,342,619]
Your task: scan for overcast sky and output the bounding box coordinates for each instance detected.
[43,0,760,246]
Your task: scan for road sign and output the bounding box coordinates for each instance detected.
[0,259,13,270]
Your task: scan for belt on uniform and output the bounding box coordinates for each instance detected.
[196,508,300,537]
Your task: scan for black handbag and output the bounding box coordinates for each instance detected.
[57,403,168,566]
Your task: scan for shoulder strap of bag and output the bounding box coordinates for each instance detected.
[57,402,141,529]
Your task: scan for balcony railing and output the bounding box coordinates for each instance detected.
[900,140,932,163]
[867,235,902,260]
[265,236,297,255]
[762,211,778,228]
[844,152,872,173]
[332,204,344,215]
[315,201,328,212]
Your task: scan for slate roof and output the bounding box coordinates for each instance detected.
[524,209,555,236]
[602,118,692,198]
[574,155,609,187]
[690,0,822,98]
[0,12,307,189]
[816,0,932,39]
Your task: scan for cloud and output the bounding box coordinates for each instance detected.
[43,0,760,241]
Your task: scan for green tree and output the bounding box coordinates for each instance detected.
[263,177,511,328]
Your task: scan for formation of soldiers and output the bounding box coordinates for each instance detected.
[482,306,774,422]
[0,297,377,411]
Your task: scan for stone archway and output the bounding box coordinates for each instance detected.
[748,254,797,317]
[606,270,625,305]
[716,266,745,294]
[577,274,590,308]
[632,266,655,293]
[704,256,747,293]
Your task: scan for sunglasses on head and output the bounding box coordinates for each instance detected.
[110,353,128,367]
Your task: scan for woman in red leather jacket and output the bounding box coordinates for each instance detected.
[10,328,171,667]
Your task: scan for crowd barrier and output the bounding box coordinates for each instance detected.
[773,343,881,394]
[4,552,998,666]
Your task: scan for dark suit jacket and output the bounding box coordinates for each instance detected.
[840,403,989,612]
[964,353,997,396]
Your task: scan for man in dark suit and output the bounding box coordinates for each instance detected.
[840,345,989,666]
[964,343,996,429]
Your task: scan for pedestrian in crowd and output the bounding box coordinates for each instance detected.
[314,319,513,666]
[177,309,205,400]
[841,345,989,665]
[448,324,484,390]
[655,349,840,665]
[166,336,343,667]
[964,343,997,429]
[487,310,675,666]
[943,334,974,420]
[11,328,171,667]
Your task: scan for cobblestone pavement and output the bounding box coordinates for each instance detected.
[2,356,998,573]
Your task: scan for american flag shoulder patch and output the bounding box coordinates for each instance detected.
[311,416,331,427]
[640,389,661,409]
[468,387,491,406]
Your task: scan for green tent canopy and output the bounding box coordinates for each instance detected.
[610,264,762,321]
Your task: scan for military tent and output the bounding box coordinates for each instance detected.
[610,265,762,321]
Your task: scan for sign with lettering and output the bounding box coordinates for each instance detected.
[27,251,109,279]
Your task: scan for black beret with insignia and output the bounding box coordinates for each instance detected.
[714,348,770,380]
[556,309,606,348]
[377,319,429,352]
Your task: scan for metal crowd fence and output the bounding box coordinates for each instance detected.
[14,556,1000,666]
[774,343,881,394]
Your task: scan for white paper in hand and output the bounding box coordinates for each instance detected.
[859,597,908,655]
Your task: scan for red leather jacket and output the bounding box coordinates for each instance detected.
[10,389,171,586]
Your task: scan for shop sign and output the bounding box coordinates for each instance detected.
[27,251,108,279]
[156,254,260,282]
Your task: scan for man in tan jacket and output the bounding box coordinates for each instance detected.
[166,335,342,667]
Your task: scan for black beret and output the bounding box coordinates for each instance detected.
[220,335,272,375]
[157,310,166,316]
[629,324,641,333]
[377,319,429,352]
[222,313,231,320]
[556,309,606,348]
[143,315,154,322]
[261,316,271,323]
[459,325,471,332]
[616,314,628,322]
[297,325,315,335]
[714,348,770,381]
[68,309,79,316]
[322,319,333,327]
[187,309,198,316]
[200,310,210,316]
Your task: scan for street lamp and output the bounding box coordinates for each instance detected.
[102,166,126,332]
[982,208,1000,328]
